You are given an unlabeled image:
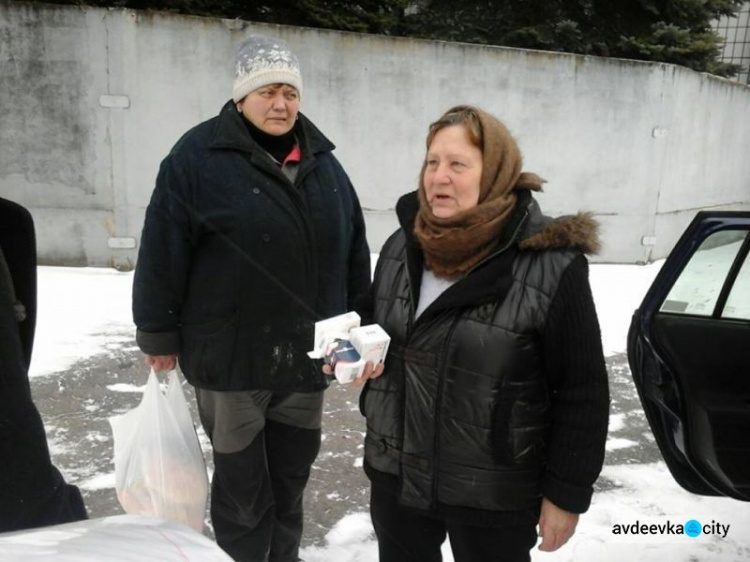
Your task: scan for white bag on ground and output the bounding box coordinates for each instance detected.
[109,370,208,532]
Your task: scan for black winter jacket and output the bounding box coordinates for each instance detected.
[360,190,609,521]
[133,102,371,392]
[0,197,87,531]
[0,198,36,369]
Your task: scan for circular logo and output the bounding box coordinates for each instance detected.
[685,519,702,538]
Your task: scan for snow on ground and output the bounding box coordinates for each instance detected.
[30,267,134,378]
[588,260,662,356]
[25,258,750,561]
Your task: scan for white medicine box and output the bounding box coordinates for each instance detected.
[308,311,361,359]
[349,324,390,366]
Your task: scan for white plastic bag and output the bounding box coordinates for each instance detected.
[109,370,209,532]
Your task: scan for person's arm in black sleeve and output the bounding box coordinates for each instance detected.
[541,254,610,514]
[354,280,376,326]
[346,178,372,313]
[1,206,87,531]
[132,153,194,357]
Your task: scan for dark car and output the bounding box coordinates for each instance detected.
[627,211,750,502]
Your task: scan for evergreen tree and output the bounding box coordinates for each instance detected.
[14,0,744,76]
[400,0,744,76]
[12,0,409,35]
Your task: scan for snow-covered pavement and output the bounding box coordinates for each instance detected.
[25,260,750,561]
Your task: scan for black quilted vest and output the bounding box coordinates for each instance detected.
[361,192,580,512]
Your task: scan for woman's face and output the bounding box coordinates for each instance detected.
[238,84,300,135]
[423,124,483,219]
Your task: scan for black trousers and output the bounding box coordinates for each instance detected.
[370,486,539,562]
[210,419,321,562]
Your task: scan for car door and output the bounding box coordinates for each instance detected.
[628,211,750,501]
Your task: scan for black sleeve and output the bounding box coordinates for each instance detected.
[132,153,194,356]
[353,232,397,326]
[354,281,376,326]
[540,254,610,513]
[0,203,88,532]
[0,198,36,369]
[346,178,372,313]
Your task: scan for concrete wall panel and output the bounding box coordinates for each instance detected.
[1,3,748,267]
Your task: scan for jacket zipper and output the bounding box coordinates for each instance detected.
[426,210,528,510]
[404,257,416,335]
[430,314,461,510]
[402,210,529,508]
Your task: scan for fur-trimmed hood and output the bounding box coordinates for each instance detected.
[518,195,601,255]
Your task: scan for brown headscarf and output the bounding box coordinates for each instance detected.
[414,106,543,278]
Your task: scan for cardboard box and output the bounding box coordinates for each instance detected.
[349,324,391,367]
[307,312,391,384]
[325,340,366,384]
[307,311,361,359]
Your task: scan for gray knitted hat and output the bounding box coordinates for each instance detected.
[232,35,303,103]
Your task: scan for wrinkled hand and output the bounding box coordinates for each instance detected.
[352,361,385,387]
[538,497,579,552]
[145,354,178,372]
[322,361,385,386]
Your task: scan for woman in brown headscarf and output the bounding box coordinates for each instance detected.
[354,106,609,561]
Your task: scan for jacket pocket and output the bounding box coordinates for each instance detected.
[491,397,514,464]
[181,313,238,388]
[358,381,370,417]
[492,382,551,465]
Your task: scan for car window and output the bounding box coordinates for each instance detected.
[722,251,750,320]
[660,229,748,316]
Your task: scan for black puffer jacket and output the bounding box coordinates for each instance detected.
[360,190,609,520]
[133,102,371,392]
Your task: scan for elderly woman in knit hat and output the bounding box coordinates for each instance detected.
[133,35,371,562]
[354,106,609,561]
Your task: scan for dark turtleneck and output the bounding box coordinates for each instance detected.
[241,116,297,164]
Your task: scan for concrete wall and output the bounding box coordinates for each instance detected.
[1,3,749,268]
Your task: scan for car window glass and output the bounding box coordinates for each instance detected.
[722,251,750,320]
[660,230,747,316]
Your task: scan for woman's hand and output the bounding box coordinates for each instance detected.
[537,497,579,552]
[322,361,385,386]
[352,361,385,387]
[145,354,178,372]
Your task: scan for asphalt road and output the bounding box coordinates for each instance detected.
[31,341,651,548]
